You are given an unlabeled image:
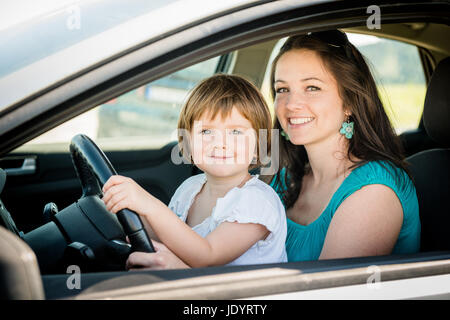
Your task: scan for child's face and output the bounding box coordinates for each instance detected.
[190,107,257,178]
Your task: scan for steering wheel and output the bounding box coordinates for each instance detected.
[69,134,154,253]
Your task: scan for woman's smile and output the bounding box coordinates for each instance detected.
[288,116,315,126]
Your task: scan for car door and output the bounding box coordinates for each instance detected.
[0,56,226,233]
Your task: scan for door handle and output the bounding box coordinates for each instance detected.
[2,157,36,176]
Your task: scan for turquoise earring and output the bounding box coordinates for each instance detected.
[340,115,354,139]
[281,130,289,141]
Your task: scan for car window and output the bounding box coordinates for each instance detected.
[348,33,427,133]
[260,33,427,134]
[15,55,221,152]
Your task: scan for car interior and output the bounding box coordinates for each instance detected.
[0,1,449,299]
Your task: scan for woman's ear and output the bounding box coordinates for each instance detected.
[343,110,353,121]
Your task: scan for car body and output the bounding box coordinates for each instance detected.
[0,0,449,300]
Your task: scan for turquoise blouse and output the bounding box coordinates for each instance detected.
[272,161,421,261]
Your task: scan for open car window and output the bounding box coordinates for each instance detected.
[13,55,223,153]
[348,33,427,134]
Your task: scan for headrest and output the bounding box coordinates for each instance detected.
[423,57,450,147]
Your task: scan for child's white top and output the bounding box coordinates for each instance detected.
[168,173,287,266]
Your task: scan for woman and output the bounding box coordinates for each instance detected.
[268,30,420,261]
[125,30,421,269]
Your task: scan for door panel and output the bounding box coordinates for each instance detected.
[1,143,194,233]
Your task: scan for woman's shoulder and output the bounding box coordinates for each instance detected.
[335,160,417,214]
[349,160,413,192]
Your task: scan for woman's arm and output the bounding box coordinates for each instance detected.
[319,184,403,259]
[126,240,189,270]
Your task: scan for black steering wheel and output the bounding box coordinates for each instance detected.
[69,134,154,254]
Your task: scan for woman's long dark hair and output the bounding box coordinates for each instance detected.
[268,31,410,209]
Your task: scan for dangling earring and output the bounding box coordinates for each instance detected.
[340,114,354,139]
[281,130,289,141]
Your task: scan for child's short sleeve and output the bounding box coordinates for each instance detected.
[211,184,285,241]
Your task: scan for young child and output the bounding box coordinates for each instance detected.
[102,74,287,268]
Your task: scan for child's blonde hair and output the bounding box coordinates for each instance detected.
[177,74,272,169]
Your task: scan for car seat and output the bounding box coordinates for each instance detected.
[407,57,450,252]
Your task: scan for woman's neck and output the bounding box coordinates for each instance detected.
[304,134,353,186]
[203,170,251,198]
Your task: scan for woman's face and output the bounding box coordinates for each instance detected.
[189,107,257,178]
[273,49,347,147]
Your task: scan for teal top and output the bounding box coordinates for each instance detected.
[271,161,421,261]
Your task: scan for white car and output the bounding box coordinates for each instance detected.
[0,0,449,301]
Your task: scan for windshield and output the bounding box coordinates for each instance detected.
[0,0,173,79]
